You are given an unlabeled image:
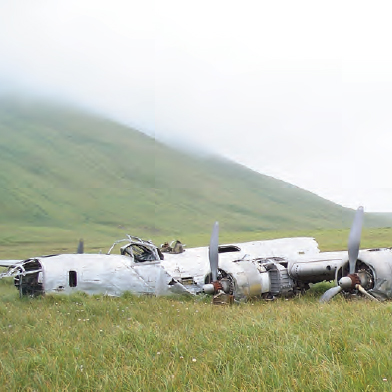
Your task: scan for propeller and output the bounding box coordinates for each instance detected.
[77,239,84,254]
[320,206,377,303]
[209,222,219,282]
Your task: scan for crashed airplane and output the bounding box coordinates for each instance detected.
[0,234,343,300]
[0,207,390,302]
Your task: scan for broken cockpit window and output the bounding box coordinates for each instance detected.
[122,244,157,262]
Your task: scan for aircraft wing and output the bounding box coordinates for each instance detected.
[161,237,321,284]
[0,260,22,267]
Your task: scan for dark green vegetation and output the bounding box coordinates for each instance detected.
[1,96,392,259]
[1,281,392,392]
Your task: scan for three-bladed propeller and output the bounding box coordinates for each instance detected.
[320,206,377,303]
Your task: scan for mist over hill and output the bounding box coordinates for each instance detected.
[0,97,391,241]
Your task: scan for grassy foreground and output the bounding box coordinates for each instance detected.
[0,281,391,391]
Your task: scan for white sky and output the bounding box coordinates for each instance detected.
[1,0,392,211]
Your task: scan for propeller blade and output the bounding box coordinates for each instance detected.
[209,222,219,281]
[348,206,364,274]
[356,284,379,302]
[319,286,342,303]
[77,239,84,254]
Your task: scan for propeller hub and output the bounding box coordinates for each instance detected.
[338,276,353,290]
[202,278,233,295]
[338,274,361,291]
[202,283,216,295]
[202,281,223,295]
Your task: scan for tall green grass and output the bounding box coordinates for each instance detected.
[0,281,391,391]
[0,228,392,390]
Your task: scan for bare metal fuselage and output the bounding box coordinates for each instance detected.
[6,253,194,297]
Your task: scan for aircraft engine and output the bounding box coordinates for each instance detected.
[320,207,389,302]
[202,259,269,300]
[204,222,317,303]
[202,257,301,301]
[333,250,392,301]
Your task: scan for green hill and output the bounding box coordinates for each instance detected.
[0,97,391,253]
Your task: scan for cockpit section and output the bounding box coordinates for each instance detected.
[121,243,158,262]
[106,235,161,263]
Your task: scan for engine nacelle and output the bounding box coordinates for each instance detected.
[203,259,268,299]
[335,250,392,301]
[203,258,299,300]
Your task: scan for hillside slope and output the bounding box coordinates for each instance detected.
[0,97,390,241]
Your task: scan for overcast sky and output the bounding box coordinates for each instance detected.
[1,0,392,211]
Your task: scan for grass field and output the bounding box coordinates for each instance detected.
[1,228,392,391]
[1,224,392,260]
[1,282,392,391]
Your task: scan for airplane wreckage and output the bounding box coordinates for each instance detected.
[0,207,391,303]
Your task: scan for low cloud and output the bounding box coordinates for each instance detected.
[1,0,392,211]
